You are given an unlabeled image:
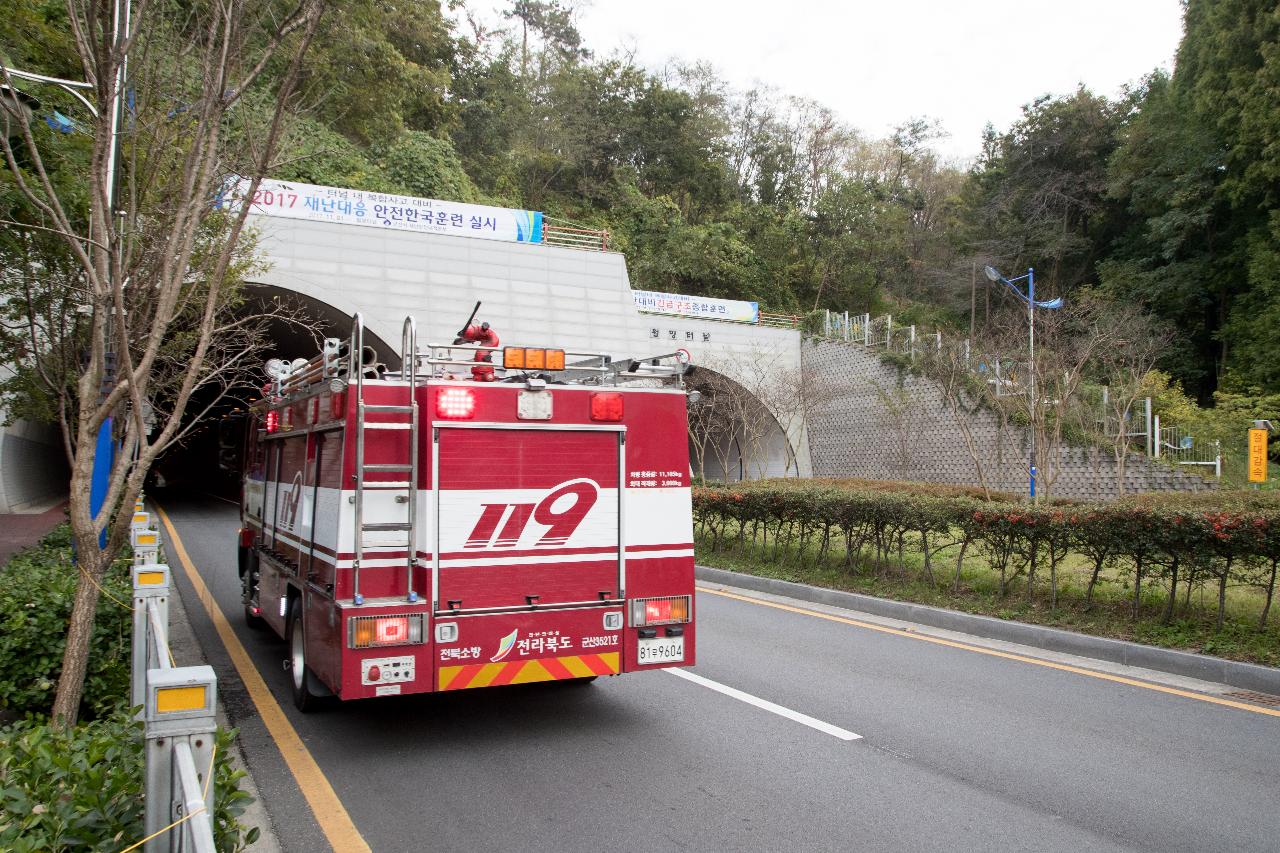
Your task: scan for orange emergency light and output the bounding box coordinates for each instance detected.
[504,347,565,371]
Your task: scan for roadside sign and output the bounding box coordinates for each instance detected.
[1249,429,1268,482]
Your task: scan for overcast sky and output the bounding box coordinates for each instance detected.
[471,1,1186,163]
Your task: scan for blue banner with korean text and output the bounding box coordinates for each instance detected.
[220,178,544,244]
[631,290,759,324]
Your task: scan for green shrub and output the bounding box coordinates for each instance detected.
[0,526,132,719]
[0,710,143,852]
[0,713,259,853]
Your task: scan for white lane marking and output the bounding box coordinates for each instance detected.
[665,668,862,742]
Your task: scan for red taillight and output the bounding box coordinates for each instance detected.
[265,410,279,433]
[436,388,476,419]
[238,527,254,548]
[630,595,692,627]
[349,613,425,648]
[330,390,346,420]
[375,617,408,645]
[590,392,623,422]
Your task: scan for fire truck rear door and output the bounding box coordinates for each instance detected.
[433,426,622,613]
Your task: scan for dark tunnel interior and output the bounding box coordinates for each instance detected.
[147,284,394,502]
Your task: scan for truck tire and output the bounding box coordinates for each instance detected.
[287,604,326,712]
[242,550,265,630]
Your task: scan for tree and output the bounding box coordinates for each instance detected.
[961,88,1129,297]
[1,0,324,724]
[1094,306,1173,496]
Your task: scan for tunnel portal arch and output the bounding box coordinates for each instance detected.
[685,366,795,482]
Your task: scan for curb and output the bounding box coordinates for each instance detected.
[166,564,283,853]
[695,565,1280,695]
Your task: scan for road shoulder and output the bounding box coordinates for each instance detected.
[165,555,284,853]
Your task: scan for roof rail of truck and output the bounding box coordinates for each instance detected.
[261,315,692,402]
[412,342,689,387]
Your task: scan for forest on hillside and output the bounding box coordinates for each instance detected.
[3,0,1278,407]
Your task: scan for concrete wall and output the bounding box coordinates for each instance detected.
[803,338,1214,500]
[0,417,68,513]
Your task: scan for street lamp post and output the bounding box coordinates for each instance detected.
[984,265,1061,501]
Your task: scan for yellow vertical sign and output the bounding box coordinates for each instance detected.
[1248,429,1269,483]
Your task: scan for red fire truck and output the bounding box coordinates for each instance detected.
[237,311,696,710]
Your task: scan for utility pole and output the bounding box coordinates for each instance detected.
[1027,267,1036,501]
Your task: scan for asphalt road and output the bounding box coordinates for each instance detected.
[157,493,1280,853]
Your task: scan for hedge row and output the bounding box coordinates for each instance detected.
[692,481,1280,629]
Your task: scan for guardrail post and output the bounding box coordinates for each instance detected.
[145,665,217,853]
[132,565,171,715]
[132,523,161,567]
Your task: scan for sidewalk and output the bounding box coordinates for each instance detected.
[0,500,67,565]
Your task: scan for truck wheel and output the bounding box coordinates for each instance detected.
[287,604,326,712]
[242,551,265,630]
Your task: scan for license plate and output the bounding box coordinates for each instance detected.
[637,636,684,665]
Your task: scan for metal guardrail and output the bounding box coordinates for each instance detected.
[129,501,219,853]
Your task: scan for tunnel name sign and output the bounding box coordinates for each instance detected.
[218,178,544,245]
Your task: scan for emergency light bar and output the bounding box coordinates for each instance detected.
[436,387,476,419]
[590,392,623,422]
[504,347,566,371]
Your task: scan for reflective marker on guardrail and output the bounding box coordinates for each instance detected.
[146,666,216,723]
[132,527,161,566]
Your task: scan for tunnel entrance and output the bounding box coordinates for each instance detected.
[148,285,393,502]
[684,366,795,482]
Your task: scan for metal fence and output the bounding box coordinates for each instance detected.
[1099,392,1154,457]
[129,501,219,853]
[541,222,610,251]
[1153,415,1222,477]
[758,310,804,329]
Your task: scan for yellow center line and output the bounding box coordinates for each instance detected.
[696,585,1280,719]
[155,504,371,853]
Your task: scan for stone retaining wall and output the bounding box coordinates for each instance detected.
[803,338,1212,500]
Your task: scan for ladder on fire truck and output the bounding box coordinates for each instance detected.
[350,313,420,606]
